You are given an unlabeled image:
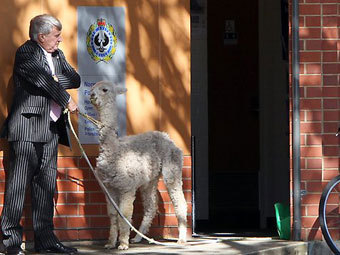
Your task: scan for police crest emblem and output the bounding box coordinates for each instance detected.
[86,18,117,63]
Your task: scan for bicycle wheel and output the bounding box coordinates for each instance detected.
[319,175,340,254]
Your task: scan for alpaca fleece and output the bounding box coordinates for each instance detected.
[90,81,187,250]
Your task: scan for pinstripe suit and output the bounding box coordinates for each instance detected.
[0,39,80,248]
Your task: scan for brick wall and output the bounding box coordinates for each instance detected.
[0,155,192,242]
[290,0,340,241]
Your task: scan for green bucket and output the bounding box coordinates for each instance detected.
[274,202,291,240]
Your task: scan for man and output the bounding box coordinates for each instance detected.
[0,14,80,255]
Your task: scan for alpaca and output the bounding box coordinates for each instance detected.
[90,81,188,250]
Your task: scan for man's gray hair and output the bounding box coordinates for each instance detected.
[29,14,62,41]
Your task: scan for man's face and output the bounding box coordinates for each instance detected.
[38,26,62,53]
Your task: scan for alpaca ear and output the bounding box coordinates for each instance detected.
[115,86,127,95]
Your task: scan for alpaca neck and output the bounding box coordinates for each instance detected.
[98,104,119,142]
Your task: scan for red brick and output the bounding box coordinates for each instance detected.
[54,193,67,204]
[323,146,338,156]
[324,157,339,168]
[306,16,321,27]
[78,180,101,192]
[89,192,106,203]
[323,170,340,181]
[184,191,192,202]
[323,16,337,27]
[300,74,321,86]
[323,75,338,85]
[183,156,191,167]
[0,182,5,193]
[306,40,322,50]
[306,205,319,216]
[300,4,321,15]
[53,217,67,228]
[56,180,79,192]
[300,123,321,133]
[57,157,78,168]
[324,111,340,121]
[182,167,191,178]
[321,39,337,50]
[55,229,79,241]
[158,180,167,191]
[306,111,322,121]
[323,52,337,62]
[159,191,171,203]
[182,179,191,190]
[306,135,322,145]
[323,63,338,74]
[322,134,338,145]
[90,216,110,227]
[67,168,90,180]
[300,52,321,62]
[323,4,338,15]
[300,28,321,39]
[322,28,338,39]
[301,170,322,181]
[323,122,338,133]
[78,204,106,216]
[57,169,67,180]
[306,158,322,169]
[159,215,179,226]
[301,99,321,109]
[79,157,97,168]
[66,193,87,204]
[55,205,79,216]
[323,98,339,109]
[67,216,88,228]
[78,229,108,240]
[306,64,321,74]
[301,146,323,157]
[322,87,338,97]
[301,217,319,228]
[306,181,324,192]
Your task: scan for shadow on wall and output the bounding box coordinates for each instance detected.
[0,0,190,242]
[0,0,191,153]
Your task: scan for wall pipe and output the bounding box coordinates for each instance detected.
[292,0,301,241]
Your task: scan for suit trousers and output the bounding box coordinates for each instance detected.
[1,129,59,248]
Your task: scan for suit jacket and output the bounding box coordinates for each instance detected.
[1,40,81,147]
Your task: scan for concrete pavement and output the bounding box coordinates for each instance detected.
[14,237,309,255]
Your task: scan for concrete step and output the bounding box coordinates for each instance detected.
[18,238,309,255]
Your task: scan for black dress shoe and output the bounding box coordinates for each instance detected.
[4,246,25,255]
[35,242,77,254]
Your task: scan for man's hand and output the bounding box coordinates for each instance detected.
[67,97,78,113]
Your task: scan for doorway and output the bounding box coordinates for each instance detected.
[191,0,290,234]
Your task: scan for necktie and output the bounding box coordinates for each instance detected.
[44,53,61,122]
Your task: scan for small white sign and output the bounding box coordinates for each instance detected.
[224,20,238,45]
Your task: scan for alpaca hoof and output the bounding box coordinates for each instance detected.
[131,235,142,243]
[118,244,129,250]
[104,243,116,249]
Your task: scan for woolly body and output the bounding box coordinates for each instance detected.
[90,81,187,250]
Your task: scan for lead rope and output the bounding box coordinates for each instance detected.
[66,110,220,246]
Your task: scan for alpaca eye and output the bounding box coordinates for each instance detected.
[103,88,108,92]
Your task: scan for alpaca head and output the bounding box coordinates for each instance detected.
[90,81,127,110]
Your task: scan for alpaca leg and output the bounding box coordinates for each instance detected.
[117,192,136,250]
[105,195,119,249]
[164,176,187,243]
[131,179,159,243]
